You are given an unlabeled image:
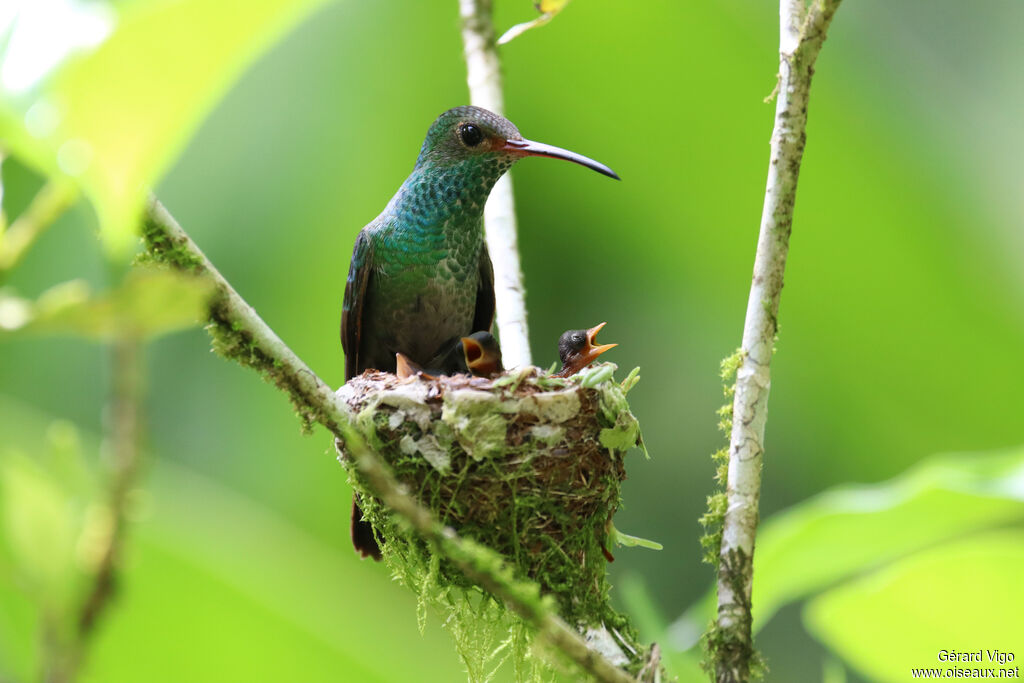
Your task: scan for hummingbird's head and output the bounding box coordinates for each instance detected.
[557,322,617,376]
[415,106,619,180]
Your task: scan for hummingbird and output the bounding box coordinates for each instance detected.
[555,322,618,377]
[342,106,619,559]
[395,331,504,380]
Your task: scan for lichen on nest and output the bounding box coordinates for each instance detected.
[334,363,644,636]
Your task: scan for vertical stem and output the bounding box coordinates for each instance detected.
[53,334,144,683]
[459,0,533,368]
[44,332,144,683]
[79,335,143,635]
[713,1,842,681]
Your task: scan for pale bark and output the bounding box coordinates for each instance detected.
[459,0,532,368]
[714,1,843,681]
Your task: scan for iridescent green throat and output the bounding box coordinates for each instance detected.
[386,155,515,244]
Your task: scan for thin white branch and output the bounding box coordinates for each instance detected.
[459,0,532,368]
[714,1,843,681]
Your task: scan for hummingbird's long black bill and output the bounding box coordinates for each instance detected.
[503,138,620,180]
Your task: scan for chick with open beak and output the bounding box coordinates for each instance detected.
[555,322,618,377]
[395,331,503,380]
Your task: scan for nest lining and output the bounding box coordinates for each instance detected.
[334,363,642,629]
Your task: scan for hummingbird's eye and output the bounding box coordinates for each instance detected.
[458,123,485,147]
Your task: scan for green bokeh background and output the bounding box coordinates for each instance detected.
[2,1,1022,681]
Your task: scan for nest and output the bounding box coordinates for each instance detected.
[334,363,643,627]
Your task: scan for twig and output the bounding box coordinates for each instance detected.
[0,180,78,275]
[459,0,532,368]
[78,335,143,636]
[49,334,145,683]
[712,1,842,681]
[140,197,637,683]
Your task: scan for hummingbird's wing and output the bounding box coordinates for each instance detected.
[341,230,375,381]
[342,232,384,560]
[472,243,496,334]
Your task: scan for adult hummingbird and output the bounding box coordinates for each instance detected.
[341,106,619,559]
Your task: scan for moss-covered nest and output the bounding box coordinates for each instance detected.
[334,363,644,632]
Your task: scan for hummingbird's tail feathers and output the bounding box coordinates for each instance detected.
[351,497,382,561]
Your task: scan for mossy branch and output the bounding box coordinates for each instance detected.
[139,197,638,683]
[459,0,532,368]
[708,1,843,681]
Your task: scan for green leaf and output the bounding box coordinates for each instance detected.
[620,366,641,394]
[617,573,705,681]
[672,448,1024,647]
[0,267,214,339]
[42,420,96,501]
[609,523,663,550]
[0,395,470,683]
[0,451,80,605]
[579,362,616,387]
[0,0,329,256]
[804,530,1024,683]
[538,0,571,11]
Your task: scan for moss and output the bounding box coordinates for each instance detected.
[335,363,647,681]
[139,216,336,434]
[699,349,744,568]
[136,213,204,273]
[700,549,766,682]
[141,227,338,435]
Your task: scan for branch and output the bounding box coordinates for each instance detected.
[712,1,842,681]
[78,335,143,637]
[140,197,637,683]
[48,334,144,683]
[0,180,78,275]
[459,0,532,368]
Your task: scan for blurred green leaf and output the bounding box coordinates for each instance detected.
[822,657,847,683]
[0,0,329,256]
[0,395,469,683]
[0,419,96,680]
[0,179,78,273]
[0,451,80,605]
[43,420,96,501]
[804,530,1024,683]
[0,267,213,339]
[672,449,1024,647]
[617,573,704,681]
